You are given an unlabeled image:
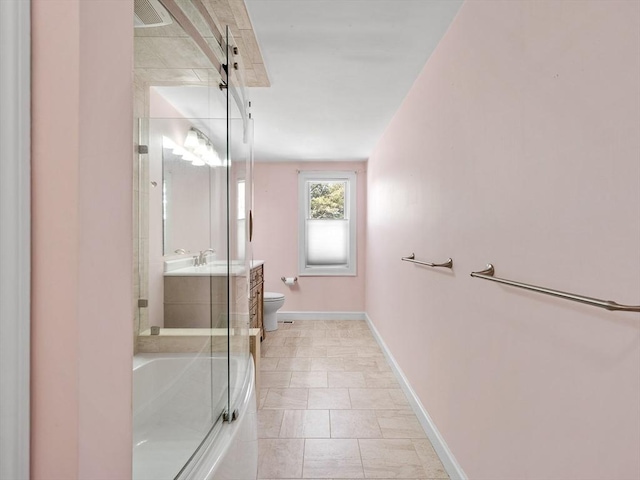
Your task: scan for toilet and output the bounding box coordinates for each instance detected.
[263,292,285,331]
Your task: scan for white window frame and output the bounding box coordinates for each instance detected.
[298,171,357,276]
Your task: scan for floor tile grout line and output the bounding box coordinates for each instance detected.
[276,406,286,438]
[301,437,306,479]
[258,321,447,479]
[357,438,365,478]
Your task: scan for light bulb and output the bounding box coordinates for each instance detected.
[203,144,221,166]
[195,137,208,155]
[184,129,199,149]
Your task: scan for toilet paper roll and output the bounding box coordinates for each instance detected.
[281,276,297,285]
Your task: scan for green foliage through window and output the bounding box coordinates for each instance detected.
[309,182,345,219]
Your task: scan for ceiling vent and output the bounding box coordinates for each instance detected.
[134,0,173,28]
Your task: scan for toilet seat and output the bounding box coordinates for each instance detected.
[264,292,285,302]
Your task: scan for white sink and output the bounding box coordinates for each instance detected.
[163,258,264,277]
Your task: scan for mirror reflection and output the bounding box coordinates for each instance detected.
[162,131,225,257]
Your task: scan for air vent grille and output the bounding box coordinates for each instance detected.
[134,0,172,28]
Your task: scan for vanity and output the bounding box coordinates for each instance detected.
[163,259,265,340]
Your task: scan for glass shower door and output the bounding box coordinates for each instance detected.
[224,26,253,413]
[133,2,254,476]
[133,112,231,480]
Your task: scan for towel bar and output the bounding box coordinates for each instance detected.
[401,253,453,269]
[471,264,640,313]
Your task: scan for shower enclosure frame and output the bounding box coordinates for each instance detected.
[133,10,255,479]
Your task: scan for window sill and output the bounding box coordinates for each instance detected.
[298,268,357,277]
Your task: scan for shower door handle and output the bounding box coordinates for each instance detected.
[249,209,253,242]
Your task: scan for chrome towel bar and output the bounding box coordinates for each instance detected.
[401,253,453,269]
[471,264,640,313]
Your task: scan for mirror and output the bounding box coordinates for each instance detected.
[148,85,231,261]
[162,134,225,257]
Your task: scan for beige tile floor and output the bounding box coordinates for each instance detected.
[257,320,449,480]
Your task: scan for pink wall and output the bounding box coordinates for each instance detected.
[31,0,133,477]
[366,1,640,479]
[253,161,366,312]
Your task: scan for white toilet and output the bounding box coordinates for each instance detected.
[263,292,285,331]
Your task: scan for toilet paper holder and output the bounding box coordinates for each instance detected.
[281,276,298,285]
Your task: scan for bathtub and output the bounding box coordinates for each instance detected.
[133,353,257,480]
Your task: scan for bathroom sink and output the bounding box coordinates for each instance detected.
[164,261,246,277]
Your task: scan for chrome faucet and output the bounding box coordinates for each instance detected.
[195,248,215,266]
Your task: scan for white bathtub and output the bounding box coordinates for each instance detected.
[133,353,257,480]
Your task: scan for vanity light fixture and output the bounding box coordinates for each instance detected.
[163,136,190,159]
[195,137,208,156]
[203,144,221,166]
[164,129,221,167]
[184,129,199,149]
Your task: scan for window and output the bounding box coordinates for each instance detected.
[298,171,357,276]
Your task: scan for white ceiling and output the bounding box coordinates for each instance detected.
[158,0,463,162]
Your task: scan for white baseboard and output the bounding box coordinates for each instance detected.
[365,313,467,480]
[278,311,366,321]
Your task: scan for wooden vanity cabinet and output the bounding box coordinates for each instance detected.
[249,263,264,340]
